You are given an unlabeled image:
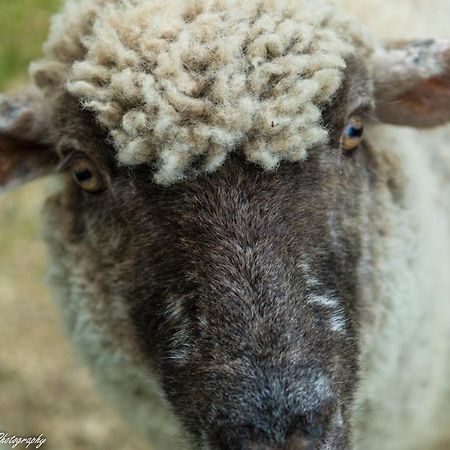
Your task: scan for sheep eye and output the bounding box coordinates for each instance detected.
[72,159,104,193]
[341,116,364,152]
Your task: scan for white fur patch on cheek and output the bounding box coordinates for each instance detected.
[165,295,197,365]
[307,292,340,308]
[299,261,323,289]
[301,262,347,334]
[329,309,347,334]
[308,294,347,334]
[314,374,334,398]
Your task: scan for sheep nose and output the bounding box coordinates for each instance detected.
[210,401,336,450]
[286,401,337,442]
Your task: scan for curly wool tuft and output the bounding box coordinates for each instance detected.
[33,0,372,184]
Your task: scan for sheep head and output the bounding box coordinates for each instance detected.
[1,1,450,449]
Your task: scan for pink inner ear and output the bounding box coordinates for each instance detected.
[393,75,450,127]
[0,137,22,186]
[376,73,450,128]
[401,75,450,112]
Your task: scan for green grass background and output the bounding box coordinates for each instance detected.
[0,0,61,89]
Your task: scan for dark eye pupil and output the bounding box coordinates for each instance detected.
[347,126,363,138]
[74,169,93,183]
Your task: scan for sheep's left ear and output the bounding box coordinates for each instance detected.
[373,39,450,128]
[0,91,56,193]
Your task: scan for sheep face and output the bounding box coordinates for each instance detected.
[2,9,450,448]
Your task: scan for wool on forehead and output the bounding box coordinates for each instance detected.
[32,0,372,184]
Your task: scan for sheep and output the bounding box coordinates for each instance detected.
[0,0,450,449]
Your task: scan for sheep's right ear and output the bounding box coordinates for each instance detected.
[0,92,56,193]
[373,40,450,128]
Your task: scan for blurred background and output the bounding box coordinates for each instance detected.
[0,2,147,449]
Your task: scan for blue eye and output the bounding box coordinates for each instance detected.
[347,125,363,138]
[341,116,364,152]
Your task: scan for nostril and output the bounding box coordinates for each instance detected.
[288,401,337,442]
[208,401,338,449]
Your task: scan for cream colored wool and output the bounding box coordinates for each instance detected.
[32,0,372,184]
